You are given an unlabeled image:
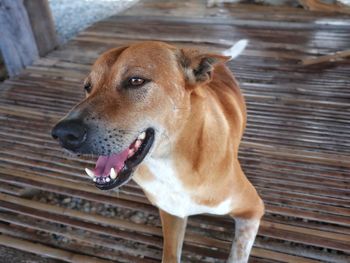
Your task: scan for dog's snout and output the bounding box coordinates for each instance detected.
[51,119,87,151]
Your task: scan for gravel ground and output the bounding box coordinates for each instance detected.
[32,191,160,227]
[0,246,64,263]
[29,191,210,262]
[48,0,138,43]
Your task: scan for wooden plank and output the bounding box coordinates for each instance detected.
[301,50,350,66]
[0,170,349,253]
[299,0,350,14]
[0,0,39,77]
[0,182,24,196]
[0,213,160,262]
[0,234,114,263]
[0,194,335,262]
[122,1,350,21]
[0,222,159,263]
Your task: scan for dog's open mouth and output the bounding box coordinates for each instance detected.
[85,128,154,190]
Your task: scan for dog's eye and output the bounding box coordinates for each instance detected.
[129,77,145,87]
[84,83,92,93]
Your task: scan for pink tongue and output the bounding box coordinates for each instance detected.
[94,148,129,177]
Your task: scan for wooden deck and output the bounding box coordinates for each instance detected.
[0,1,349,262]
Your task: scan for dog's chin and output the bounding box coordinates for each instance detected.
[83,128,155,191]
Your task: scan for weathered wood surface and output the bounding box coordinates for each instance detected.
[0,0,349,262]
[299,0,350,14]
[0,0,39,77]
[24,0,58,56]
[302,49,350,66]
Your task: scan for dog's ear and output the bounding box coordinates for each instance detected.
[95,46,129,69]
[179,48,230,86]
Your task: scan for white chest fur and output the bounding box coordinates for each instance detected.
[134,157,232,218]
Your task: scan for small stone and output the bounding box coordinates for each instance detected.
[62,197,71,204]
[130,212,146,224]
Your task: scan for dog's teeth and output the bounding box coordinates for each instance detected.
[135,139,142,149]
[85,168,95,179]
[110,168,117,179]
[106,177,111,182]
[138,132,146,140]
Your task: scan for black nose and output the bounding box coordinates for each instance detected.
[51,119,88,151]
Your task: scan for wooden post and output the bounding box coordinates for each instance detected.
[24,0,58,57]
[0,0,39,77]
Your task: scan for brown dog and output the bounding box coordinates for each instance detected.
[52,41,264,263]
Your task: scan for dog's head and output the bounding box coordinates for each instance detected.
[52,41,229,190]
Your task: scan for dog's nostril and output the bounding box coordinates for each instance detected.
[51,119,88,150]
[67,134,79,141]
[51,128,60,140]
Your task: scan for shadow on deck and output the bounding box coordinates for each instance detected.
[0,1,349,262]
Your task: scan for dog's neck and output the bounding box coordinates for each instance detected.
[150,84,235,173]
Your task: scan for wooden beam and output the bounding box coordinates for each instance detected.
[0,0,39,77]
[24,0,58,56]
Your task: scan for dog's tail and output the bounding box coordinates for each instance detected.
[222,39,248,60]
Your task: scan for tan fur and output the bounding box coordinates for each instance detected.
[159,210,187,263]
[76,41,264,262]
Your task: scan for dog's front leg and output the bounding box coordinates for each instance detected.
[227,217,261,263]
[159,209,188,263]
